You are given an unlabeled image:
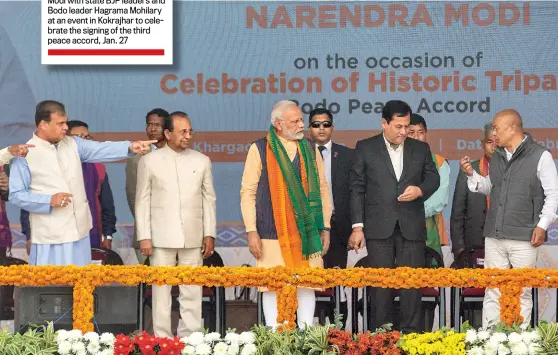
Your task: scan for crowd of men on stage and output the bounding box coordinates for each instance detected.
[0,99,556,338]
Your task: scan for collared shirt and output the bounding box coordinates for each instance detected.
[240,135,332,233]
[319,140,334,213]
[383,134,404,181]
[467,135,558,230]
[352,134,406,229]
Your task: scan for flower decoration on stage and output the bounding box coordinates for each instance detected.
[113,331,185,355]
[463,323,542,355]
[180,331,256,355]
[56,329,115,355]
[0,264,556,331]
[399,329,466,355]
[328,327,401,354]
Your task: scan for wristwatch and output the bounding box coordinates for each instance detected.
[105,235,113,240]
[322,227,331,231]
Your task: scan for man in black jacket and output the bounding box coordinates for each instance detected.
[349,100,440,333]
[308,108,354,327]
[450,123,495,267]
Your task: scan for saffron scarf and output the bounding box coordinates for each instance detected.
[266,126,324,267]
[480,155,490,209]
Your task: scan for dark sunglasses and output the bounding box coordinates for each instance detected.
[310,121,333,129]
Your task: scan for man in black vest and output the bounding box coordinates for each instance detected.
[240,100,332,329]
[349,100,440,333]
[308,108,354,328]
[450,123,496,267]
[460,109,558,328]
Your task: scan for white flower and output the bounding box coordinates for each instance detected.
[240,343,257,355]
[87,341,101,353]
[100,332,116,345]
[507,332,523,345]
[465,329,478,344]
[188,332,205,346]
[497,343,511,355]
[181,345,196,355]
[76,350,87,355]
[57,341,72,355]
[467,346,484,355]
[205,332,222,342]
[521,331,534,345]
[195,343,212,355]
[239,332,255,345]
[71,341,86,352]
[68,329,83,337]
[227,343,240,355]
[56,329,70,342]
[99,350,113,355]
[510,341,528,355]
[84,331,100,344]
[225,332,240,344]
[487,338,501,350]
[484,344,498,355]
[491,332,508,344]
[214,342,229,355]
[478,330,491,341]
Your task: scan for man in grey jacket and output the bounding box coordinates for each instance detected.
[460,109,558,328]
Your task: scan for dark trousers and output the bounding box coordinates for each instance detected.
[365,223,425,333]
[323,225,349,328]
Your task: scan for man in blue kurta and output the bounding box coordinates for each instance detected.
[8,100,155,266]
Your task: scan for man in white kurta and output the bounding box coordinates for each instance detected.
[135,112,216,338]
[8,100,156,266]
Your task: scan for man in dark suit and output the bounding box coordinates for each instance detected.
[450,123,495,267]
[308,108,354,327]
[349,100,440,333]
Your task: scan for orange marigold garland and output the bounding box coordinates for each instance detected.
[0,265,555,331]
[276,285,297,330]
[499,284,523,326]
[73,282,95,332]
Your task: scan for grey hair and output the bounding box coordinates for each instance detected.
[482,122,494,136]
[270,100,298,125]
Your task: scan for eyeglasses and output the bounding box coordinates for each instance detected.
[175,129,194,136]
[310,121,333,129]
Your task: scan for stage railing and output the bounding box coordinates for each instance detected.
[0,265,551,331]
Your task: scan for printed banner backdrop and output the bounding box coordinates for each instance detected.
[0,1,557,324]
[1,0,558,244]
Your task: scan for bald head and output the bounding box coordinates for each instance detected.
[493,109,523,131]
[492,109,525,149]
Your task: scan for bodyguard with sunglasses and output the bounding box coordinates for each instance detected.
[308,108,354,328]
